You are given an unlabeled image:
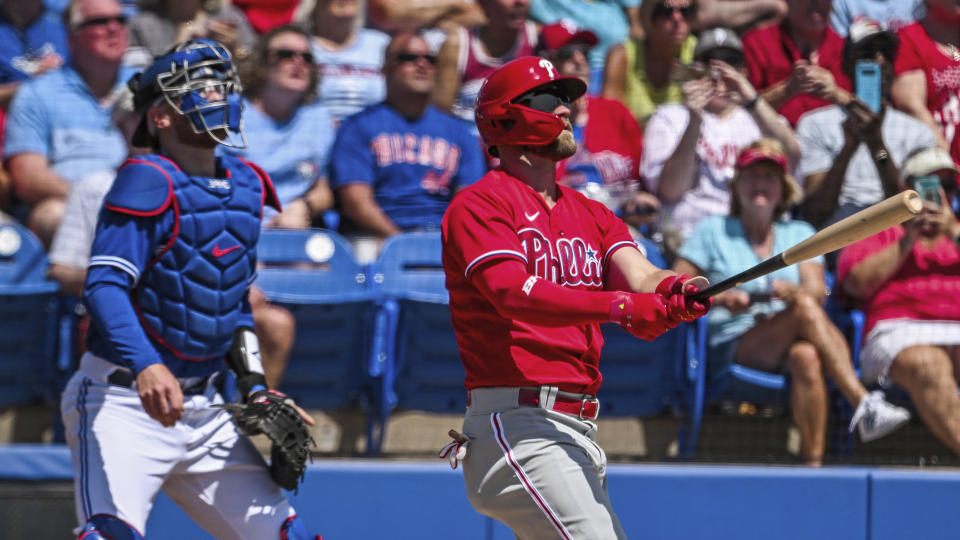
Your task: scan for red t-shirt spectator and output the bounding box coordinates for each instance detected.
[836,225,960,335]
[557,96,644,189]
[232,0,299,34]
[743,23,852,126]
[894,22,960,168]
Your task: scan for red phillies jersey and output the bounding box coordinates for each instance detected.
[837,226,960,335]
[895,22,960,167]
[742,23,851,126]
[442,169,638,394]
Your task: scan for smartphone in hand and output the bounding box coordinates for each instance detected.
[855,61,882,113]
[914,175,942,207]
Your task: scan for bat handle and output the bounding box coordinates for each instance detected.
[688,281,736,303]
[685,255,788,303]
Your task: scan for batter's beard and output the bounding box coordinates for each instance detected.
[529,128,577,161]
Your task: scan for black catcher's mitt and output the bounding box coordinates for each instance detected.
[225,389,312,491]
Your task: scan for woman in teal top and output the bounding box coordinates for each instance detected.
[674,139,909,465]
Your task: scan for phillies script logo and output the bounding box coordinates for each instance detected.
[518,228,602,287]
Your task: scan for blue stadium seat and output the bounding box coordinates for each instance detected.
[367,231,459,453]
[255,229,377,413]
[0,224,61,408]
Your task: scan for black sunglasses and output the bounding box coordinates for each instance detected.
[513,87,571,113]
[77,15,127,29]
[395,52,437,65]
[652,3,695,20]
[270,48,315,63]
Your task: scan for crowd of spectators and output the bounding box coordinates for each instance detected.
[2,0,960,461]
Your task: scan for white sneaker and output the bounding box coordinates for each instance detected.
[849,391,911,442]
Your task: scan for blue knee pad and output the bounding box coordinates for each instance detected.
[281,515,321,540]
[78,514,144,540]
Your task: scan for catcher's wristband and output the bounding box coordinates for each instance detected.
[237,374,268,401]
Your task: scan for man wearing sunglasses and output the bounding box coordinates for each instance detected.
[4,0,133,247]
[440,56,711,539]
[329,32,484,261]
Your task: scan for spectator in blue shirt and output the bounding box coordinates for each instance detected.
[0,0,69,109]
[220,24,336,389]
[3,0,131,247]
[674,139,909,465]
[329,31,486,261]
[223,23,335,230]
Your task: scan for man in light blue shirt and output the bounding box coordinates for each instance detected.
[3,0,132,246]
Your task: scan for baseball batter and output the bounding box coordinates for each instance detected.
[440,57,712,539]
[59,39,319,540]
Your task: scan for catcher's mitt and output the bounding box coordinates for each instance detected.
[223,389,312,491]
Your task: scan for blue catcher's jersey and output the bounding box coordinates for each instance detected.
[85,153,279,378]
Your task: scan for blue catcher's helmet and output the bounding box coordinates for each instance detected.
[128,38,246,148]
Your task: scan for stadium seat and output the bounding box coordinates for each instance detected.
[366,231,459,453]
[255,228,378,413]
[0,223,61,408]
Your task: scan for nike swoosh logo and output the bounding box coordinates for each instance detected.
[524,211,540,221]
[213,244,242,257]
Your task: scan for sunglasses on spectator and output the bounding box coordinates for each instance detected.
[652,3,695,20]
[76,15,127,29]
[395,52,437,65]
[699,50,744,67]
[513,88,571,113]
[269,49,315,63]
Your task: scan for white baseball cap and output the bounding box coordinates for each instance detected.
[901,147,959,181]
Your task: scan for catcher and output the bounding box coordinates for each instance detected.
[59,39,318,540]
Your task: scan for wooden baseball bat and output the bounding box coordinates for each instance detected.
[689,190,923,302]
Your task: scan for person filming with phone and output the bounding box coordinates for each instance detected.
[796,18,939,230]
[837,145,960,455]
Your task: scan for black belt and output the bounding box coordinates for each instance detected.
[106,369,222,396]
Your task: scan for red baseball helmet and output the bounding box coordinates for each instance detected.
[474,56,587,153]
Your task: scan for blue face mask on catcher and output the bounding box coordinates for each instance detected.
[179,89,243,140]
[133,38,247,148]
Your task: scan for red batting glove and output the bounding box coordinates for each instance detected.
[655,274,690,297]
[656,274,712,323]
[610,293,676,341]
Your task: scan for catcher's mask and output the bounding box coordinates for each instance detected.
[474,56,586,157]
[128,38,246,148]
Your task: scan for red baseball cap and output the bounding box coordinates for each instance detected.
[539,20,599,51]
[735,146,788,173]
